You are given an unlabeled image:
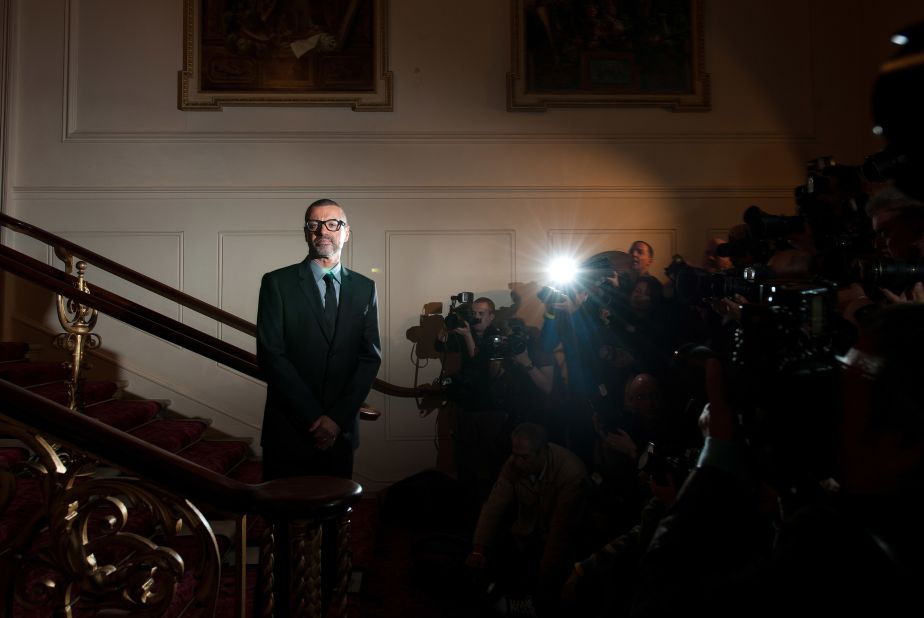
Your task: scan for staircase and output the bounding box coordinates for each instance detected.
[0,338,332,617]
[0,213,422,617]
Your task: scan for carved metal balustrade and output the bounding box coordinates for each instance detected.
[0,381,361,617]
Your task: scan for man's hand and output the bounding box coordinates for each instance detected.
[552,290,588,314]
[709,294,748,322]
[309,415,341,450]
[603,429,638,459]
[882,281,924,305]
[512,350,531,367]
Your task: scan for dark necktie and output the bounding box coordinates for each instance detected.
[323,272,338,329]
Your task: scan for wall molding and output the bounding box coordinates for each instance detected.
[62,129,818,144]
[10,186,798,200]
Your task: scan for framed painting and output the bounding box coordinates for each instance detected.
[179,0,393,111]
[507,0,710,112]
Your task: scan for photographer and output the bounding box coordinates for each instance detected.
[540,282,612,465]
[439,296,500,363]
[631,304,924,617]
[437,295,508,505]
[835,184,924,325]
[487,317,557,429]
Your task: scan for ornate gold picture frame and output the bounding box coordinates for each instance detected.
[179,0,393,111]
[507,0,709,112]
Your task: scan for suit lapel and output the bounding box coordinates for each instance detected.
[297,258,334,343]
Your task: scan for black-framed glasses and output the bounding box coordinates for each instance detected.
[305,219,347,232]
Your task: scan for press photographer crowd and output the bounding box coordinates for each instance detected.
[420,22,924,618]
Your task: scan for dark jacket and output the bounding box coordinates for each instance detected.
[257,257,381,474]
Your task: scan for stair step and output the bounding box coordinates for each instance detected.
[27,380,120,406]
[0,477,42,547]
[0,360,69,386]
[0,445,29,467]
[82,398,163,430]
[129,418,210,453]
[178,440,251,475]
[227,458,263,484]
[0,341,29,362]
[213,565,258,618]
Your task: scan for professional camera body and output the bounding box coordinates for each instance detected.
[444,291,478,330]
[483,318,529,361]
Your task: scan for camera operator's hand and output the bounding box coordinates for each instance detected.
[881,281,924,305]
[702,358,735,441]
[604,429,639,459]
[709,294,747,323]
[512,349,554,394]
[552,290,588,314]
[449,321,477,358]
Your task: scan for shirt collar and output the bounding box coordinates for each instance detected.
[309,260,343,284]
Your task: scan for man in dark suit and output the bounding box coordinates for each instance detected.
[257,198,381,480]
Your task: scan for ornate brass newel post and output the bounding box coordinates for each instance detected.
[53,260,101,411]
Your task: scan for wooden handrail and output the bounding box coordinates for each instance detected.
[0,213,255,336]
[0,244,262,378]
[0,377,361,519]
[0,213,440,401]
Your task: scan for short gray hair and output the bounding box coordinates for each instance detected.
[305,198,346,222]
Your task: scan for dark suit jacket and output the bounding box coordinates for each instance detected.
[257,257,381,477]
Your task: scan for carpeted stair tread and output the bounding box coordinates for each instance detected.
[0,360,69,386]
[82,398,162,430]
[0,477,42,546]
[227,458,263,484]
[129,418,210,453]
[0,446,29,467]
[0,341,29,362]
[212,565,258,618]
[27,380,119,406]
[178,440,251,475]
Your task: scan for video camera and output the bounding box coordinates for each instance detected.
[443,291,478,330]
[667,255,770,306]
[735,158,874,281]
[483,318,530,361]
